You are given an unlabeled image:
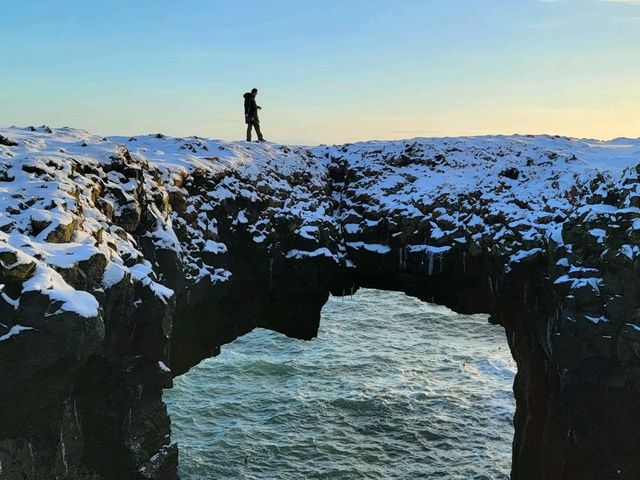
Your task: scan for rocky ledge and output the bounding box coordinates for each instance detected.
[0,126,639,479]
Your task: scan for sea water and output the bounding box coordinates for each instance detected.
[164,289,516,479]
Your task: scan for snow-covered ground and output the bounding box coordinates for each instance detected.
[320,135,640,263]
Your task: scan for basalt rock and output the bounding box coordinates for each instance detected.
[0,128,639,479]
[0,136,17,148]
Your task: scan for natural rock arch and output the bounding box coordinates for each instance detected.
[0,127,639,479]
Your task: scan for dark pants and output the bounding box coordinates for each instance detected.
[246,120,263,141]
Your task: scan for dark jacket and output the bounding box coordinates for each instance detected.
[243,93,259,124]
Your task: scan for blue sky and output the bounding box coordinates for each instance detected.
[1,0,639,144]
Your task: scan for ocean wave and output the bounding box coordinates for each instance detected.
[165,288,515,479]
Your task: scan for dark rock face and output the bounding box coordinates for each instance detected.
[0,128,639,479]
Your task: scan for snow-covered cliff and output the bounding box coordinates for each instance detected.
[1,126,639,479]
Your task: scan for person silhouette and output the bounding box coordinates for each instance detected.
[243,88,265,142]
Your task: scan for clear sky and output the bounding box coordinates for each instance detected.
[2,0,639,144]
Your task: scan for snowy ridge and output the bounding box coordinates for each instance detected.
[111,133,342,276]
[1,126,639,337]
[320,135,640,260]
[320,136,640,313]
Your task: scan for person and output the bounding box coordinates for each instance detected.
[243,88,266,142]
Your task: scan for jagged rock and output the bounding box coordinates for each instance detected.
[500,167,520,180]
[115,202,142,232]
[167,190,187,214]
[0,135,18,147]
[95,197,114,220]
[45,220,77,243]
[0,251,35,282]
[0,165,14,183]
[55,253,108,291]
[136,443,178,480]
[29,218,51,236]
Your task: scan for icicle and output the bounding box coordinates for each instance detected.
[73,398,80,427]
[428,252,435,276]
[60,425,68,475]
[268,258,274,286]
[488,275,494,295]
[462,252,467,275]
[398,247,407,271]
[28,443,35,478]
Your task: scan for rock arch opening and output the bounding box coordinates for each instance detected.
[164,289,516,479]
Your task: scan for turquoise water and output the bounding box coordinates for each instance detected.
[164,289,516,479]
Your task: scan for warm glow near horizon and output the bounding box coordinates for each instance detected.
[2,0,639,144]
